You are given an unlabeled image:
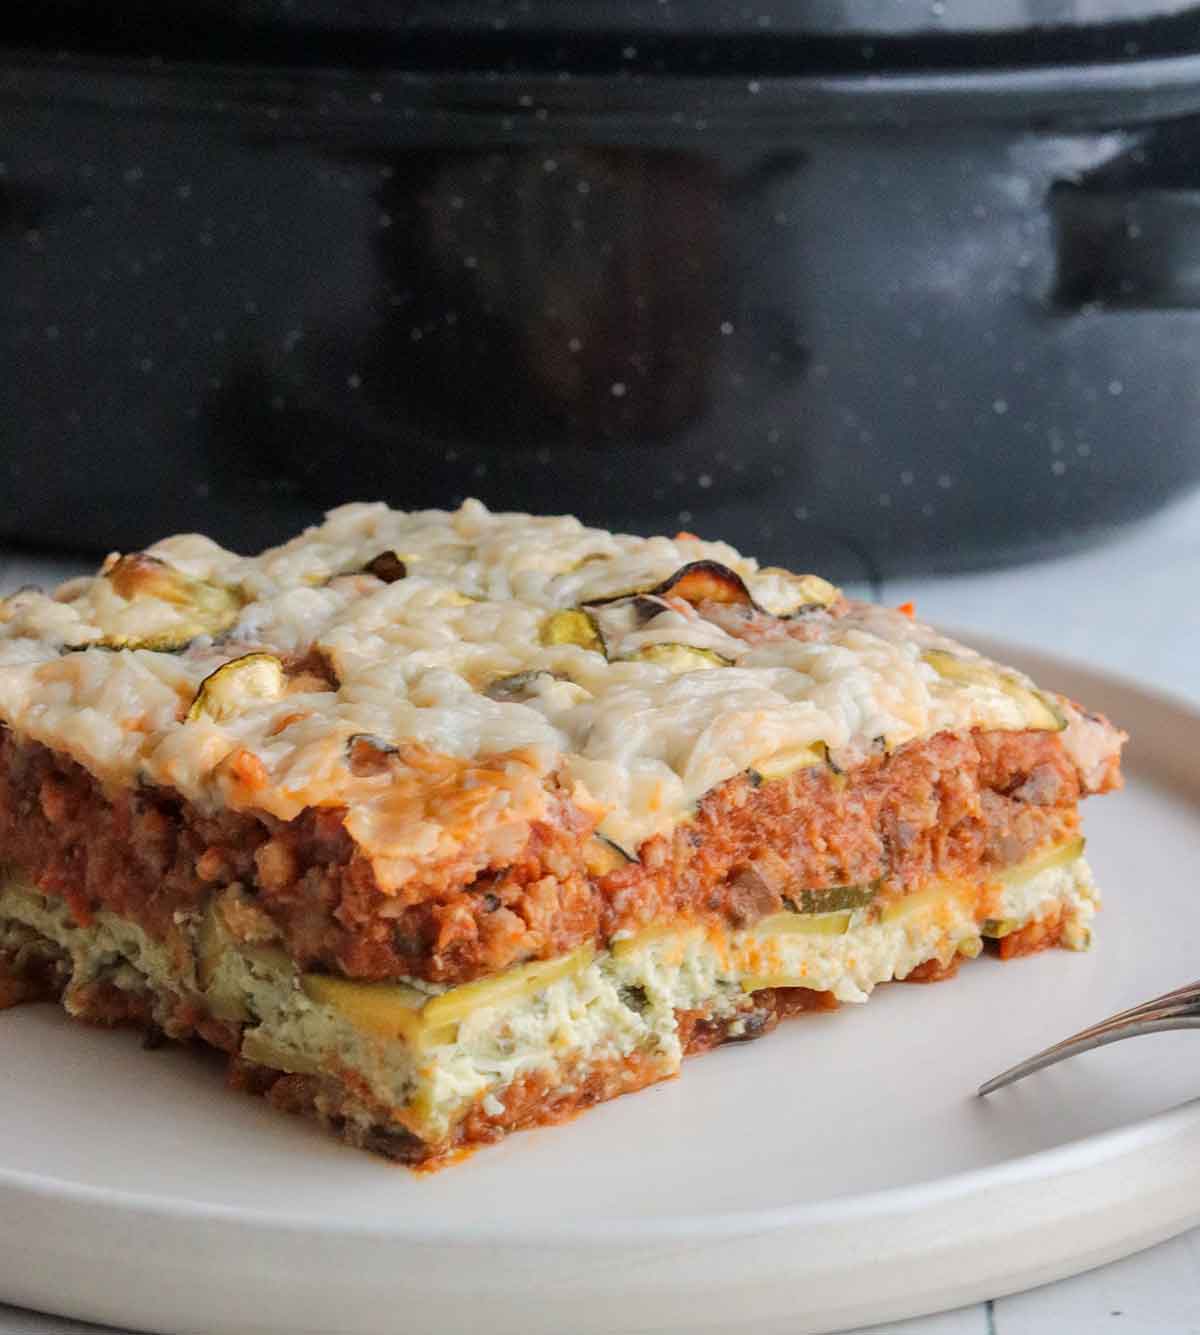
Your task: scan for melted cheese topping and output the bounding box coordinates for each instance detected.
[0,500,1117,873]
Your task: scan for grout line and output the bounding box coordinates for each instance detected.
[985,1298,998,1335]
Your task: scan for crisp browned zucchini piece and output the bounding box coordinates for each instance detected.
[100,553,244,650]
[587,559,753,610]
[186,653,286,723]
[653,560,755,607]
[589,559,838,621]
[362,551,407,583]
[484,670,561,702]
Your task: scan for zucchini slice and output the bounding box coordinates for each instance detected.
[300,973,431,1046]
[754,909,853,937]
[979,837,1088,940]
[304,945,598,1050]
[584,833,637,877]
[589,558,838,621]
[999,834,1085,884]
[625,643,731,672]
[540,608,605,655]
[653,560,756,607]
[922,649,1066,732]
[186,652,286,723]
[879,881,970,924]
[484,669,562,702]
[788,883,878,915]
[102,553,244,650]
[749,743,828,783]
[420,943,596,1029]
[586,595,670,648]
[584,559,752,609]
[749,568,840,617]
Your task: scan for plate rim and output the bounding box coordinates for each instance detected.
[1,1088,1199,1246]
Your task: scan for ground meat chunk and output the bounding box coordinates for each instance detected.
[724,864,785,928]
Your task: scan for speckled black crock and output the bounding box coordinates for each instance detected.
[4,3,1200,577]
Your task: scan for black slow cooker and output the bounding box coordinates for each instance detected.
[5,1,1200,577]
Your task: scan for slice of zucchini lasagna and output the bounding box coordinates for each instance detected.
[0,502,1123,1164]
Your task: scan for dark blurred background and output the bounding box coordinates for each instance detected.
[4,1,1200,578]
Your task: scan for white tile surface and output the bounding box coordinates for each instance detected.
[857,1304,991,1334]
[994,1231,1200,1334]
[879,490,1200,706]
[1,495,1199,1335]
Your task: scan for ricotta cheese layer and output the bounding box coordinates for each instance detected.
[0,854,1097,1141]
[0,501,1119,872]
[277,852,1100,1142]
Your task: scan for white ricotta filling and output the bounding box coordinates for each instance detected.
[0,856,1097,1142]
[994,856,1099,949]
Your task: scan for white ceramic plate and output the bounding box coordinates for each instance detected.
[3,641,1200,1335]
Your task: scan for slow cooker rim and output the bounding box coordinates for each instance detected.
[6,46,1200,131]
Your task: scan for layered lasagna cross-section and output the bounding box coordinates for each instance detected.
[0,502,1124,1164]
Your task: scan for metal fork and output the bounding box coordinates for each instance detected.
[978,980,1200,1096]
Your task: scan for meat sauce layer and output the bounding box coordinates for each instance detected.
[0,726,1115,986]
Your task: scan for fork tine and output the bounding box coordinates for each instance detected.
[1015,982,1200,1048]
[978,992,1200,1096]
[978,1012,1200,1096]
[1094,980,1200,1025]
[1020,999,1200,1060]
